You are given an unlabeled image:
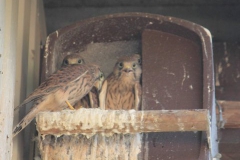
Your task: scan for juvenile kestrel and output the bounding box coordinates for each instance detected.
[61,53,85,66]
[13,64,103,137]
[61,54,105,109]
[99,54,142,110]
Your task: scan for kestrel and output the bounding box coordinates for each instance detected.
[61,53,85,66]
[13,63,103,137]
[99,54,142,110]
[74,77,104,109]
[61,54,105,109]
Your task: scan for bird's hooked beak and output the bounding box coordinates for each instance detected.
[122,64,133,73]
[94,72,104,91]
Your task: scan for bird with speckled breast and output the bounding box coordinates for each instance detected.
[61,54,104,109]
[99,54,142,110]
[13,62,104,137]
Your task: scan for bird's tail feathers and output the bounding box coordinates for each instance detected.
[14,95,44,111]
[12,107,40,138]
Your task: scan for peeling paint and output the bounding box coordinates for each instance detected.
[40,134,142,160]
[44,36,50,58]
[55,30,59,37]
[189,85,193,90]
[208,85,211,93]
[165,90,172,98]
[145,87,149,94]
[167,72,175,76]
[215,62,222,86]
[152,93,156,98]
[181,65,186,87]
[178,123,184,131]
[223,42,228,55]
[44,36,51,76]
[223,43,231,67]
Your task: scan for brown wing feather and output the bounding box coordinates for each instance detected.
[14,64,99,111]
[13,64,101,137]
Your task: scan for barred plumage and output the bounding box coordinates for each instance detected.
[100,54,142,110]
[61,54,104,109]
[13,63,103,137]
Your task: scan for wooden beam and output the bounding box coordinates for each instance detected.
[36,109,209,136]
[216,100,240,128]
[0,0,18,159]
[39,134,142,160]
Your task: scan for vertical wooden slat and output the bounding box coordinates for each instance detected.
[27,0,39,95]
[11,0,46,159]
[38,0,47,44]
[23,0,39,158]
[0,0,18,159]
[13,0,31,159]
[23,0,46,159]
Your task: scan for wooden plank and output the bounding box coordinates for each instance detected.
[13,0,31,159]
[216,100,240,128]
[39,134,142,160]
[36,109,209,136]
[0,0,18,159]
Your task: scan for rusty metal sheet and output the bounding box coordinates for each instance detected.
[214,43,240,100]
[141,29,206,160]
[219,129,240,160]
[214,42,240,160]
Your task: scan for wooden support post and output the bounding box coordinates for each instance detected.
[216,100,240,128]
[36,109,209,136]
[0,0,18,159]
[36,109,210,160]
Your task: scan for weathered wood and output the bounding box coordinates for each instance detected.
[36,109,209,136]
[216,100,240,128]
[0,0,19,159]
[39,134,142,160]
[37,109,210,159]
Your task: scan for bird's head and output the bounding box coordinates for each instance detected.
[113,54,142,82]
[61,54,85,67]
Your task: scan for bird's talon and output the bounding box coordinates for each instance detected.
[65,101,75,110]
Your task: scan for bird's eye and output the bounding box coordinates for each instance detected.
[98,72,104,80]
[132,63,137,68]
[118,62,123,69]
[138,58,141,65]
[78,59,82,64]
[64,59,69,65]
[100,73,104,79]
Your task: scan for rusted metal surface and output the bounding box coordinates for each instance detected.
[41,13,218,160]
[214,43,240,100]
[41,13,203,81]
[36,109,210,136]
[214,42,240,160]
[141,22,217,159]
[141,28,205,160]
[218,129,240,160]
